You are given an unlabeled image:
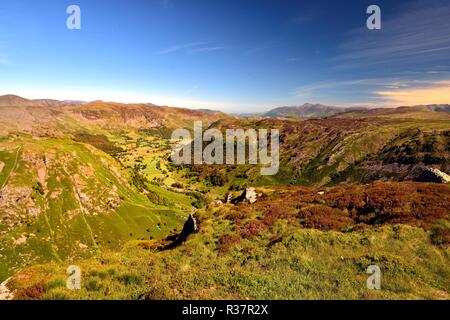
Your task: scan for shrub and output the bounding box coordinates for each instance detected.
[189,192,208,208]
[131,168,149,192]
[171,182,183,188]
[207,171,227,187]
[46,278,66,290]
[298,206,353,231]
[86,279,102,291]
[73,132,123,156]
[14,282,47,300]
[239,221,265,239]
[33,182,45,196]
[262,205,289,226]
[430,223,450,246]
[216,234,241,253]
[116,273,142,286]
[146,190,170,206]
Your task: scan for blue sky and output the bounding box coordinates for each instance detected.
[1,0,450,112]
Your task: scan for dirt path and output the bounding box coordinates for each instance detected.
[0,146,21,190]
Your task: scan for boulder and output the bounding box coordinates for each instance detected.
[245,187,257,204]
[416,168,450,183]
[231,187,258,204]
[164,211,198,249]
[0,278,13,300]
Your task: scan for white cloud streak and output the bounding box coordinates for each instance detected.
[293,76,450,107]
[157,42,208,54]
[332,0,450,70]
[189,46,226,53]
[158,42,226,55]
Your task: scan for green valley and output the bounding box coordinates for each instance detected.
[0,96,449,300]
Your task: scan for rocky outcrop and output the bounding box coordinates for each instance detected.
[231,187,258,205]
[0,278,13,300]
[245,187,257,204]
[164,211,198,249]
[416,168,450,183]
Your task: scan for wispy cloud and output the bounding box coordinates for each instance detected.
[157,42,207,54]
[189,46,226,54]
[333,0,450,70]
[158,42,226,55]
[373,80,450,106]
[294,1,450,107]
[294,76,450,106]
[294,79,381,98]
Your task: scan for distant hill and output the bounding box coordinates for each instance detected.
[420,104,450,112]
[232,112,263,118]
[32,99,85,107]
[0,94,85,107]
[0,95,230,136]
[263,103,366,119]
[333,104,450,119]
[196,108,221,114]
[201,109,450,186]
[64,101,230,133]
[263,103,450,120]
[0,95,35,107]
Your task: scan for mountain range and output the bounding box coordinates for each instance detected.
[0,94,449,300]
[236,103,450,119]
[2,94,449,120]
[262,103,366,118]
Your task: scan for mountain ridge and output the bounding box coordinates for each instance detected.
[2,95,450,119]
[263,103,450,119]
[0,94,85,108]
[262,103,355,118]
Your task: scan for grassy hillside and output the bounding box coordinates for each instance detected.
[177,115,450,189]
[5,183,449,300]
[0,133,191,282]
[0,99,232,283]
